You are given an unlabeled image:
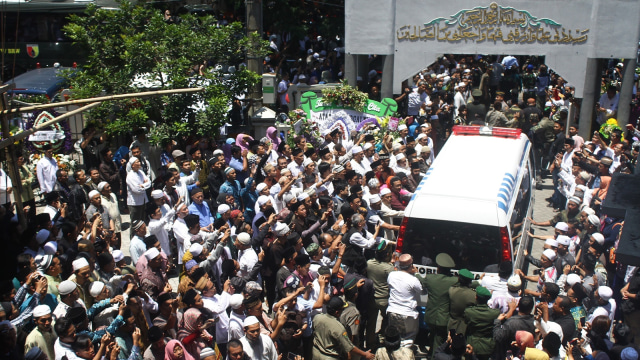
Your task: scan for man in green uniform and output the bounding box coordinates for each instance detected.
[313,296,375,360]
[418,253,458,358]
[464,286,500,360]
[365,241,395,349]
[447,269,477,335]
[340,278,362,360]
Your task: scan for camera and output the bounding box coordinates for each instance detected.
[532,269,541,275]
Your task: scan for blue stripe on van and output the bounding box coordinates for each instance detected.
[497,192,509,203]
[498,201,508,212]
[501,180,513,191]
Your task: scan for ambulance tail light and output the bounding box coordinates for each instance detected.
[396,217,408,252]
[500,226,512,262]
[452,125,521,139]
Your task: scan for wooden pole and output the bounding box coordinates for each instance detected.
[0,102,102,150]
[0,93,26,228]
[1,87,204,115]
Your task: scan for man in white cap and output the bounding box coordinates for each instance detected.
[530,195,581,228]
[587,285,616,325]
[367,194,400,236]
[379,188,405,218]
[454,81,468,117]
[25,305,56,360]
[387,254,424,345]
[228,294,247,341]
[53,280,84,320]
[554,235,576,274]
[129,220,148,265]
[251,196,273,236]
[69,257,93,308]
[517,249,558,297]
[85,189,114,233]
[139,248,170,298]
[239,316,278,360]
[235,233,262,283]
[147,196,181,258]
[350,146,371,176]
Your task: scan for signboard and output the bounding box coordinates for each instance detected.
[298,91,397,140]
[28,130,66,142]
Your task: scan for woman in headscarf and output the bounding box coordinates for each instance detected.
[266,127,281,148]
[177,306,215,360]
[165,339,196,360]
[235,133,253,152]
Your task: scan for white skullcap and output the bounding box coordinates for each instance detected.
[144,247,160,261]
[421,146,431,153]
[58,280,77,296]
[591,233,605,245]
[598,286,613,301]
[588,214,600,227]
[217,204,230,214]
[369,194,381,204]
[303,158,313,167]
[243,315,260,327]
[89,281,105,297]
[97,181,109,191]
[297,192,309,202]
[416,133,426,140]
[542,249,557,261]
[545,239,558,248]
[229,294,244,309]
[112,250,124,262]
[556,235,571,246]
[545,321,564,342]
[257,195,270,207]
[43,241,57,255]
[566,274,582,286]
[256,183,267,192]
[582,207,596,216]
[351,146,363,154]
[316,185,328,194]
[392,143,401,151]
[507,275,522,288]
[380,188,391,196]
[368,178,379,187]
[457,82,466,88]
[274,222,290,236]
[237,232,251,245]
[555,222,569,232]
[213,149,224,156]
[283,193,295,204]
[189,243,203,257]
[88,190,100,199]
[363,143,373,150]
[36,229,50,245]
[321,129,331,136]
[579,172,591,182]
[32,305,51,318]
[396,153,406,161]
[128,156,141,167]
[397,124,408,131]
[151,190,165,199]
[72,258,89,271]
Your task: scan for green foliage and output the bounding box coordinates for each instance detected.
[321,80,369,111]
[63,0,269,143]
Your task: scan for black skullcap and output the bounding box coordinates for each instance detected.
[286,232,300,246]
[188,147,199,155]
[410,161,421,170]
[44,191,60,203]
[243,295,261,309]
[148,326,164,343]
[282,246,296,261]
[190,268,206,283]
[304,148,315,158]
[157,292,175,305]
[290,202,304,213]
[36,213,51,227]
[370,160,381,169]
[143,235,159,249]
[230,277,246,293]
[67,306,87,325]
[295,254,310,267]
[364,134,375,142]
[318,147,330,157]
[182,288,198,306]
[184,214,200,229]
[327,296,345,313]
[190,187,203,197]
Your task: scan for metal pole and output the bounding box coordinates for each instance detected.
[616,58,637,129]
[246,0,263,117]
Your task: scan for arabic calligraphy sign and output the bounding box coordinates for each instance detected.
[397,2,588,45]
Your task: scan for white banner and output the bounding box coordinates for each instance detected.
[29,130,66,142]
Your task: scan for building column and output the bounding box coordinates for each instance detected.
[345,53,357,87]
[578,58,602,140]
[381,54,395,99]
[616,58,637,128]
[357,55,369,90]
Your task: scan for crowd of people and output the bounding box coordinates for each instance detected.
[0,52,639,360]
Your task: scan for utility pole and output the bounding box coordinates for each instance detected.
[246,0,263,117]
[0,84,26,229]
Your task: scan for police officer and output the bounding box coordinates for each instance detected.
[464,286,501,360]
[418,253,458,357]
[447,269,478,334]
[313,296,375,360]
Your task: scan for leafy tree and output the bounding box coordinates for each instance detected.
[63,0,269,143]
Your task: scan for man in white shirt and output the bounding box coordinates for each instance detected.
[37,144,59,195]
[560,138,576,173]
[387,254,423,345]
[129,220,148,265]
[350,146,371,176]
[587,286,616,325]
[596,85,619,125]
[240,316,278,360]
[235,233,260,282]
[228,294,247,341]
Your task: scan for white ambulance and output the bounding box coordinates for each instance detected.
[397,125,535,278]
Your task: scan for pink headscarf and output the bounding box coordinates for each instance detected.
[164,339,196,360]
[266,127,282,147]
[177,308,211,360]
[235,134,253,152]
